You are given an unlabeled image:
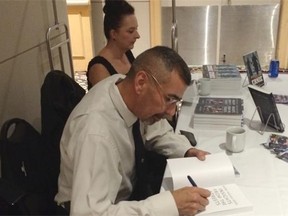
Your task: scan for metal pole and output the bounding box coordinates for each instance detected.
[52,0,59,24]
[171,0,178,52]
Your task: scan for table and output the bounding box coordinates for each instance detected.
[174,73,288,215]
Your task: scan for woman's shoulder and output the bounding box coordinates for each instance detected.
[125,50,135,63]
[88,55,118,74]
[88,55,110,70]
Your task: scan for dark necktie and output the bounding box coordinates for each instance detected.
[130,119,165,200]
[129,119,148,200]
[132,119,145,177]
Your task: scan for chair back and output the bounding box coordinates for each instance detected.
[0,118,49,214]
[40,70,85,200]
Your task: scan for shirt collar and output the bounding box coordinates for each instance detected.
[109,75,137,128]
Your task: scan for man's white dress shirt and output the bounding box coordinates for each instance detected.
[55,74,192,215]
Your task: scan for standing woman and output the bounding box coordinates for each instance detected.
[87,0,140,89]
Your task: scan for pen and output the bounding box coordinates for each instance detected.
[187,175,197,187]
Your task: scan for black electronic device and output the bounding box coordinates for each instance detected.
[180,130,197,146]
[248,85,285,133]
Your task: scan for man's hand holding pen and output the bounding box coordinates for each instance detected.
[171,148,211,215]
[172,186,211,216]
[187,175,197,187]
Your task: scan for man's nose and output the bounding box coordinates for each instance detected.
[135,31,140,39]
[164,103,177,117]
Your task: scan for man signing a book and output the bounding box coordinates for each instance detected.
[55,46,211,216]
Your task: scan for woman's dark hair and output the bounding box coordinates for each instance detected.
[103,0,135,40]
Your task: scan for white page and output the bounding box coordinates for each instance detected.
[167,152,235,189]
[198,184,253,216]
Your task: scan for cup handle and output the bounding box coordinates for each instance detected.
[197,82,201,92]
[232,136,237,151]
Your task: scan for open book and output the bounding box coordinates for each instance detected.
[162,152,253,215]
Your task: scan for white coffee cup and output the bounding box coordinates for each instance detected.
[197,78,211,96]
[225,126,246,153]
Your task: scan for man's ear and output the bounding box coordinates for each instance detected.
[134,71,149,94]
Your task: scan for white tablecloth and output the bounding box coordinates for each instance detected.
[173,73,288,216]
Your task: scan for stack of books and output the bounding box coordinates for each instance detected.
[202,64,242,95]
[193,97,244,130]
[263,134,288,163]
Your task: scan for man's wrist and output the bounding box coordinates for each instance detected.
[184,148,196,157]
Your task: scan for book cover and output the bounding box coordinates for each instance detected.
[264,134,288,151]
[243,51,265,87]
[164,152,253,216]
[248,85,285,132]
[194,97,243,118]
[274,94,288,104]
[264,134,288,161]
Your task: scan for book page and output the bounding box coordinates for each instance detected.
[198,184,253,216]
[167,152,235,189]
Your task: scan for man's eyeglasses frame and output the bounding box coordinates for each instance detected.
[143,71,183,108]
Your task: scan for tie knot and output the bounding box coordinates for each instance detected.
[133,119,140,133]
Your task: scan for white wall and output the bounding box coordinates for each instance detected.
[129,0,151,56]
[0,0,70,131]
